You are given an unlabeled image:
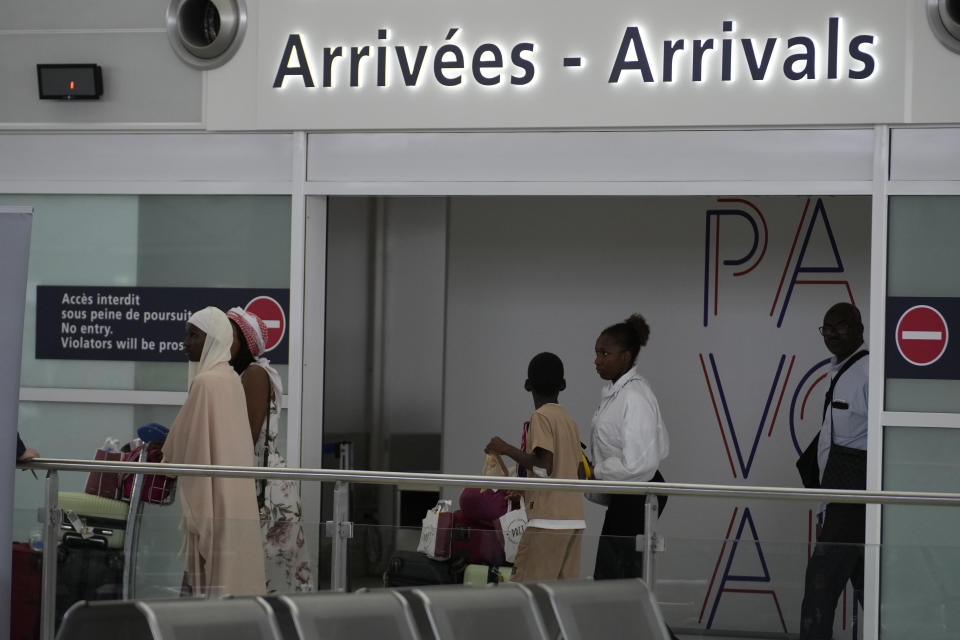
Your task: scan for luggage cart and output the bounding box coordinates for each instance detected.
[42,432,178,639]
[121,443,178,599]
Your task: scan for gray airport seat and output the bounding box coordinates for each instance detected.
[528,578,672,640]
[56,600,154,640]
[402,583,551,640]
[139,597,282,640]
[275,590,422,640]
[56,597,282,640]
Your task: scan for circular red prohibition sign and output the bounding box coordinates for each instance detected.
[895,305,949,366]
[245,296,286,353]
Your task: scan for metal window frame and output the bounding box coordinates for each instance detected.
[16,124,960,639]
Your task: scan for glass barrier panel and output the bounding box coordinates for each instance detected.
[883,425,960,639]
[336,522,853,639]
[879,540,960,639]
[19,472,960,640]
[14,401,291,545]
[886,195,960,412]
[6,193,291,392]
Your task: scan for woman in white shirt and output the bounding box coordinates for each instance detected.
[590,313,670,579]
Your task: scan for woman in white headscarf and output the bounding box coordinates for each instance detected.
[227,306,313,592]
[162,306,266,597]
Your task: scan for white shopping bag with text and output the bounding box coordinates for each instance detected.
[498,499,528,563]
[417,499,453,560]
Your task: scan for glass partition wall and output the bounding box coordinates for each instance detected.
[320,194,874,636]
[12,194,292,542]
[881,195,960,638]
[16,126,960,639]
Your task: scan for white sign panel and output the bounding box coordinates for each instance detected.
[206,0,909,130]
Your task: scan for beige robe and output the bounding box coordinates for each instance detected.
[163,361,266,597]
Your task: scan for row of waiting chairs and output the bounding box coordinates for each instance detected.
[56,578,671,640]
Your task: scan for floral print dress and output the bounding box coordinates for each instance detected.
[255,413,314,592]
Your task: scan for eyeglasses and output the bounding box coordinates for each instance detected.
[818,323,849,336]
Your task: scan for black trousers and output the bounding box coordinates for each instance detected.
[799,503,865,640]
[593,487,668,581]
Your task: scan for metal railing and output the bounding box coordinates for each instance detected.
[17,457,960,640]
[21,457,960,504]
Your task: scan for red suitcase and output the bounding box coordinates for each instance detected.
[11,543,42,640]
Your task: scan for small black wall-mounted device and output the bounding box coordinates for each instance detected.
[37,64,103,100]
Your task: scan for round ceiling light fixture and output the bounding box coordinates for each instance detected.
[927,0,960,54]
[166,0,247,69]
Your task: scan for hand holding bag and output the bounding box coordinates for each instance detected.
[418,499,454,560]
[482,453,509,477]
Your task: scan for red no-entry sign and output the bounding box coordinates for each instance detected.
[896,305,949,366]
[245,296,286,352]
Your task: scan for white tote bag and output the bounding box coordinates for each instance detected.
[417,499,453,560]
[498,499,528,563]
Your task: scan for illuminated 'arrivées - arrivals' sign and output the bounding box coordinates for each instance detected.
[273,17,877,90]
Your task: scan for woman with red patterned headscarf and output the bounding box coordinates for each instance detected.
[227,307,313,593]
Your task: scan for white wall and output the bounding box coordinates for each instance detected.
[381,198,447,440]
[317,196,447,451]
[908,1,960,123]
[0,0,201,127]
[442,195,871,634]
[209,0,960,130]
[0,0,958,131]
[319,197,375,440]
